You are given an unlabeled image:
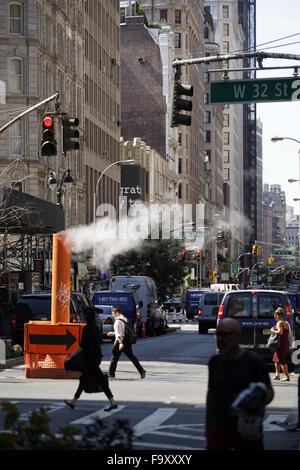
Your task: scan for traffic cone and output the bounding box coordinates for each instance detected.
[142,322,147,338]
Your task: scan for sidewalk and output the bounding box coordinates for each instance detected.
[0,356,24,369]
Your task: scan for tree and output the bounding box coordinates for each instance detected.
[111,239,188,303]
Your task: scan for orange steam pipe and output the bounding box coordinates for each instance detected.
[51,233,71,324]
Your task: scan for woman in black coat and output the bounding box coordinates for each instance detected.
[65,307,117,412]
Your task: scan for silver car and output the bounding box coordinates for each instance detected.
[94,305,114,341]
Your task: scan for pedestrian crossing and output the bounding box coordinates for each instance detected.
[0,400,294,450]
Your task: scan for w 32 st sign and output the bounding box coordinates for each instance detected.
[210,77,300,104]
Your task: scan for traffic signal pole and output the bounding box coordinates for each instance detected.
[0,92,58,134]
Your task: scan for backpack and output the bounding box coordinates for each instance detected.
[119,319,137,344]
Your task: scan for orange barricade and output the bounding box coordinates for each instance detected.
[24,322,85,379]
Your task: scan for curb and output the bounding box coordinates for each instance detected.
[0,356,24,369]
[165,326,181,332]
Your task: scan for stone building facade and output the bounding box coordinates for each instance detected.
[0,0,86,228]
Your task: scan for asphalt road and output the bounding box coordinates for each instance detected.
[0,321,299,450]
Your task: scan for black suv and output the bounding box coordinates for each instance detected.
[12,292,103,346]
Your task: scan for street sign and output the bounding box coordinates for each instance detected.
[210,77,300,104]
[231,262,239,276]
[274,249,293,256]
[221,272,229,281]
[25,323,83,355]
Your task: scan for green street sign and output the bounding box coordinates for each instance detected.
[210,77,300,104]
[274,249,293,256]
[231,262,239,276]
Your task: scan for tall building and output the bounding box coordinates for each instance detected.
[138,0,206,212]
[204,6,224,271]
[0,0,86,228]
[205,0,245,260]
[263,184,287,260]
[84,1,121,224]
[256,117,263,245]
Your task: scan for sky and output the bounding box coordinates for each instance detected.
[256,0,300,215]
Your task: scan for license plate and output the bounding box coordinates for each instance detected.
[263,329,272,335]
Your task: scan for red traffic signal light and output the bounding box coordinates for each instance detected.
[41,115,57,156]
[196,249,201,261]
[181,251,185,258]
[43,116,53,128]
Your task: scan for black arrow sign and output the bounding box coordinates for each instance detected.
[29,329,77,351]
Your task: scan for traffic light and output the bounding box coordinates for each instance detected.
[196,249,201,261]
[62,115,80,153]
[247,268,251,276]
[281,267,285,274]
[171,69,193,127]
[181,251,185,259]
[41,115,57,156]
[269,256,275,265]
[252,244,257,256]
[256,245,262,256]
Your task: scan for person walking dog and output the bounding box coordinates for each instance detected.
[107,307,146,379]
[65,307,117,412]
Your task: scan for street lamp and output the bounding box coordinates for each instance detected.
[92,159,136,261]
[47,169,73,206]
[288,179,300,183]
[93,159,136,224]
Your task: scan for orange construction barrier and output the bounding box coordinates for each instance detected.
[142,322,147,338]
[24,233,83,379]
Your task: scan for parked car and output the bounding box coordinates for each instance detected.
[217,289,295,362]
[164,297,185,323]
[94,305,114,342]
[12,292,103,346]
[197,291,225,334]
[286,292,300,340]
[110,276,165,336]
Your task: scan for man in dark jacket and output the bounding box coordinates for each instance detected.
[65,307,117,412]
[206,318,274,450]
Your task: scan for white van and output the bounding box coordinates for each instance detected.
[210,283,240,292]
[109,275,165,336]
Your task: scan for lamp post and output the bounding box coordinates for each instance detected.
[272,137,300,268]
[93,159,136,224]
[48,169,73,206]
[92,159,136,261]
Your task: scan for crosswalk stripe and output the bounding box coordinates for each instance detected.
[133,408,177,437]
[71,405,125,425]
[133,440,203,450]
[150,430,206,441]
[263,414,289,431]
[19,403,66,421]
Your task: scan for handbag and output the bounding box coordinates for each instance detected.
[266,333,281,350]
[83,373,109,393]
[64,347,87,373]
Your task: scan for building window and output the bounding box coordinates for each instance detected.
[223,5,229,18]
[178,183,182,199]
[178,158,182,174]
[204,93,209,104]
[175,9,181,24]
[9,58,23,93]
[120,7,126,23]
[224,168,229,181]
[205,149,211,162]
[160,9,168,22]
[10,120,23,156]
[205,130,211,143]
[175,32,181,48]
[204,111,211,124]
[9,3,24,34]
[204,26,209,40]
[224,132,229,145]
[178,133,182,146]
[223,41,229,53]
[223,114,229,127]
[223,149,230,163]
[223,23,229,36]
[204,72,210,84]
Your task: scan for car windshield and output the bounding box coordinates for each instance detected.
[19,297,51,320]
[226,294,251,318]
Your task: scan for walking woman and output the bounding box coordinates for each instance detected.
[271,307,290,382]
[65,307,117,411]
